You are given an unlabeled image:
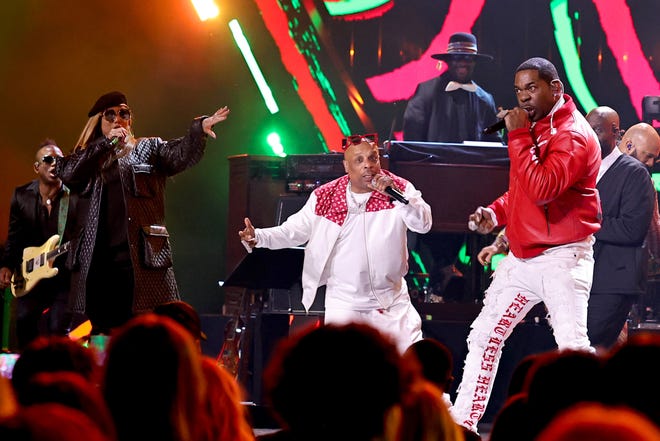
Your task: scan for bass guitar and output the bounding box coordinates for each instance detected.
[11,234,70,298]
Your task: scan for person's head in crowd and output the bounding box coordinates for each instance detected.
[102,313,206,441]
[394,379,466,441]
[488,392,533,441]
[602,331,660,426]
[153,300,207,349]
[585,106,622,157]
[506,353,542,398]
[618,122,660,168]
[431,32,493,84]
[11,336,98,404]
[403,338,454,393]
[0,403,112,441]
[20,371,117,440]
[0,376,17,419]
[524,349,603,438]
[199,356,255,441]
[536,402,660,441]
[262,322,404,441]
[514,57,564,122]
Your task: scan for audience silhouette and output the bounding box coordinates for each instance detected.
[2,307,660,441]
[536,402,660,441]
[11,335,98,404]
[101,313,206,441]
[259,322,404,441]
[200,355,255,441]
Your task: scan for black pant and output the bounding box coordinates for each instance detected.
[85,250,134,335]
[16,275,70,350]
[587,293,636,348]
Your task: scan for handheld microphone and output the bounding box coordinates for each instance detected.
[371,177,409,204]
[483,119,506,135]
[384,186,409,205]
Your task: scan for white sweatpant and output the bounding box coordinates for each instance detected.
[450,237,595,431]
[323,299,423,354]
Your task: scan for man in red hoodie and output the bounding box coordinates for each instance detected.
[450,57,602,434]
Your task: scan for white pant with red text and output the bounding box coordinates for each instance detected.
[450,237,595,432]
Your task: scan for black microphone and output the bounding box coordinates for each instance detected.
[483,119,506,135]
[384,186,409,205]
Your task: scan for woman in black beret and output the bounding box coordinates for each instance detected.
[57,91,229,336]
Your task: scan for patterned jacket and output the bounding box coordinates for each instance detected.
[57,118,207,314]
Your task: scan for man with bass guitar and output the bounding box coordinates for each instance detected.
[0,140,79,350]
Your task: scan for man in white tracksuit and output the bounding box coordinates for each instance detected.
[239,136,432,352]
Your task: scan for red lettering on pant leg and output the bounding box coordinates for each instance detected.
[475,384,489,395]
[503,310,517,319]
[482,353,496,364]
[463,294,531,429]
[515,292,530,305]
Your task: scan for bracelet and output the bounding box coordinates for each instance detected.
[494,230,509,252]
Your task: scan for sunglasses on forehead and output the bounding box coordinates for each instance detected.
[341,133,378,150]
[103,108,131,123]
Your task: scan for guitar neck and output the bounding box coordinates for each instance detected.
[46,242,70,260]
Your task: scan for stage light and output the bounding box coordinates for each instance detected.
[267,132,286,157]
[191,0,219,21]
[229,19,279,115]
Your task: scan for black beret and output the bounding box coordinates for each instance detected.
[87,91,128,117]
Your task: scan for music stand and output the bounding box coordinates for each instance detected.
[220,247,305,398]
[223,247,305,291]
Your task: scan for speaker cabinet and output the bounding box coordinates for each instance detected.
[226,156,341,315]
[268,193,325,313]
[226,155,286,276]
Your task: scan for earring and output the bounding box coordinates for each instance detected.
[627,141,633,151]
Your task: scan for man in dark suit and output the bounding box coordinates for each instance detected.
[586,107,657,349]
[0,140,78,349]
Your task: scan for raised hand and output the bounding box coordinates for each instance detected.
[202,106,230,139]
[238,217,257,250]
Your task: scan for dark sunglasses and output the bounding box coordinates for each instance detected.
[103,108,132,123]
[341,133,378,150]
[40,155,59,165]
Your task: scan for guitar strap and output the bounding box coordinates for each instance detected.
[57,185,70,246]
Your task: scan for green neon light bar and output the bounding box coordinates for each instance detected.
[409,250,429,288]
[228,19,279,114]
[550,0,598,113]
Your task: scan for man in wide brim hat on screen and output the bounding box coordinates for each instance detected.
[403,31,499,143]
[401,31,501,309]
